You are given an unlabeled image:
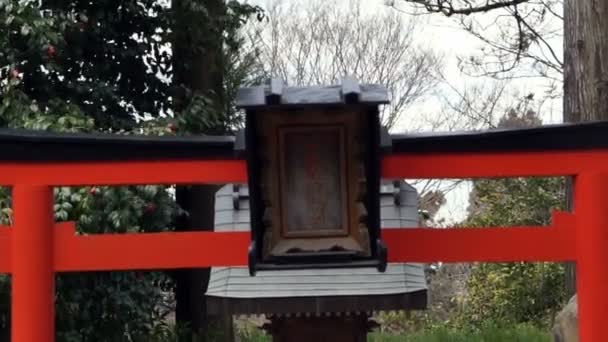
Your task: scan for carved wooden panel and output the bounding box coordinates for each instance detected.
[279,126,348,237]
[255,109,371,257]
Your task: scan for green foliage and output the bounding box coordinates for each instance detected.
[465,262,566,326]
[144,323,194,342]
[0,0,264,339]
[460,177,568,327]
[238,331,270,342]
[0,0,93,131]
[0,88,94,132]
[1,0,263,131]
[137,323,238,342]
[375,311,435,335]
[0,73,182,339]
[229,322,552,342]
[0,183,178,341]
[3,0,172,129]
[0,177,179,341]
[172,0,264,134]
[177,93,225,134]
[235,320,270,342]
[369,322,551,342]
[467,177,565,227]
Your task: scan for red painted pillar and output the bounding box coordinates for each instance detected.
[576,173,608,342]
[12,185,55,342]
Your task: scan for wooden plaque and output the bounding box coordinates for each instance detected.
[278,126,349,237]
[257,110,369,257]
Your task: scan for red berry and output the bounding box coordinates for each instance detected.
[9,69,20,79]
[47,45,56,58]
[144,203,156,214]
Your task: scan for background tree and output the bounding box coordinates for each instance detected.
[563,0,608,123]
[390,0,578,301]
[559,0,608,305]
[3,0,173,130]
[249,0,442,130]
[0,0,261,340]
[463,176,566,326]
[397,0,608,303]
[460,108,567,327]
[390,1,562,80]
[171,0,227,339]
[171,1,262,340]
[390,105,567,331]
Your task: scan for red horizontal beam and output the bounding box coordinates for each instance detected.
[0,212,577,273]
[384,212,576,263]
[53,223,249,272]
[0,160,247,186]
[382,151,608,178]
[0,150,597,186]
[0,223,250,273]
[0,150,604,185]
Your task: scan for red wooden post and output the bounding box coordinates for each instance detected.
[12,185,55,342]
[576,173,608,342]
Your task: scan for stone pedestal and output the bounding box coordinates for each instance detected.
[552,295,578,342]
[265,314,374,342]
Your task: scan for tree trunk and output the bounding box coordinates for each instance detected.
[172,0,227,340]
[564,0,608,122]
[563,0,608,298]
[174,186,221,340]
[562,0,579,300]
[563,178,576,298]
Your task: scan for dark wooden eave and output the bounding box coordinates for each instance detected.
[389,121,608,154]
[2,121,608,162]
[0,129,236,162]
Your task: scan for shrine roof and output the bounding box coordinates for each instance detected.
[236,77,389,108]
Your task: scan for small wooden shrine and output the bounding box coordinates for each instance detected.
[237,78,390,273]
[205,79,427,341]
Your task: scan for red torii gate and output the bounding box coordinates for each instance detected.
[1,123,607,341]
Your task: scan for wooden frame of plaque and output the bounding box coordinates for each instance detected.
[277,125,349,238]
[257,110,368,257]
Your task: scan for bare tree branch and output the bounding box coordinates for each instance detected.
[248,0,443,130]
[510,5,562,68]
[392,0,563,81]
[392,0,529,17]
